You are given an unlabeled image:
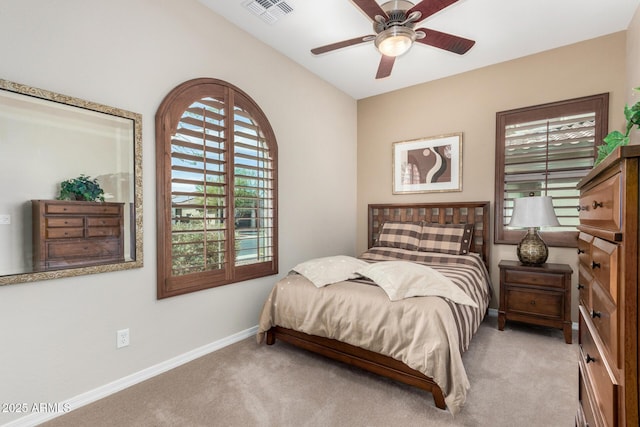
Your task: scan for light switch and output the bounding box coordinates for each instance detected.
[0,214,10,225]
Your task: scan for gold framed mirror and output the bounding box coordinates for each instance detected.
[0,79,142,285]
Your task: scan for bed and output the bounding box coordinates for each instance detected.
[257,202,492,414]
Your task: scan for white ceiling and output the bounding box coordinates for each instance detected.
[199,0,640,100]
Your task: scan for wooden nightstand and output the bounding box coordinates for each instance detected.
[498,260,573,344]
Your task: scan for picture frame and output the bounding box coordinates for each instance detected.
[392,133,462,194]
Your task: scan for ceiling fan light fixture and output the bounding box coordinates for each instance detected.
[375,26,416,57]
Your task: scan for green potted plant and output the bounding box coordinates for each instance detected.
[57,174,105,202]
[595,86,640,165]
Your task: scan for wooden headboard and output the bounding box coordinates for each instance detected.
[368,202,491,272]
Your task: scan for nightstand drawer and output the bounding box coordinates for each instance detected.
[505,287,563,319]
[503,269,565,289]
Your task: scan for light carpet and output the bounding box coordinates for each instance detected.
[42,315,578,426]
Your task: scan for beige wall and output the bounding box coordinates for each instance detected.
[357,32,628,319]
[0,0,357,424]
[629,4,640,148]
[627,6,640,103]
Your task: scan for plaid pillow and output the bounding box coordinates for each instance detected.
[419,223,474,255]
[374,221,422,251]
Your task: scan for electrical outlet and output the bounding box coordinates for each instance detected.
[116,328,130,348]
[0,214,10,225]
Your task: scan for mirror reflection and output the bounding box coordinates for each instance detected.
[0,79,142,285]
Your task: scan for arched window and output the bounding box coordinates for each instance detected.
[156,78,278,298]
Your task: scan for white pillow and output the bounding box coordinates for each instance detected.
[292,255,370,288]
[355,261,478,306]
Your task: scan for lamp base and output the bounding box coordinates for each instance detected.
[516,228,548,266]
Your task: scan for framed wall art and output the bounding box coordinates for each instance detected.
[392,133,462,194]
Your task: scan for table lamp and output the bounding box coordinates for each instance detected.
[508,195,560,266]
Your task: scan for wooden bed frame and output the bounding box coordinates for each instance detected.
[265,201,491,410]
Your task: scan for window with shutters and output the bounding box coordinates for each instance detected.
[494,93,609,247]
[156,78,278,299]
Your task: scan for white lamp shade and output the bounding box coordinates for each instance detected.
[508,196,560,228]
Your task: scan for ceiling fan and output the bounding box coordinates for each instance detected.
[311,0,475,79]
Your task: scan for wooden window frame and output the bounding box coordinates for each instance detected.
[494,93,609,248]
[156,78,278,299]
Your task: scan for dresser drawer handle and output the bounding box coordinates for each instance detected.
[577,248,584,254]
[530,300,536,306]
[576,205,589,212]
[591,310,601,319]
[585,354,596,364]
[591,261,600,269]
[591,200,603,209]
[577,284,585,290]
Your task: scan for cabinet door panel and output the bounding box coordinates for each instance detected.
[578,361,604,427]
[577,232,593,266]
[579,307,619,427]
[577,263,593,310]
[47,240,120,258]
[591,238,618,303]
[87,227,120,238]
[46,203,121,215]
[590,280,618,364]
[46,217,84,228]
[46,228,84,239]
[578,172,621,232]
[87,217,121,227]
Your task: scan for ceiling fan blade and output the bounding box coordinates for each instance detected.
[407,0,459,22]
[352,0,388,22]
[376,55,395,79]
[311,35,374,55]
[415,28,475,54]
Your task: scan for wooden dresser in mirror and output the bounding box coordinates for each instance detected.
[32,200,125,271]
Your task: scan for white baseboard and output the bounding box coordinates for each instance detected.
[3,326,259,427]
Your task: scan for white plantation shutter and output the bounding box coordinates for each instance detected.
[170,97,228,276]
[232,106,275,266]
[157,79,278,298]
[503,113,595,231]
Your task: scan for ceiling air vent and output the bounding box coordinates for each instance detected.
[243,0,294,24]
